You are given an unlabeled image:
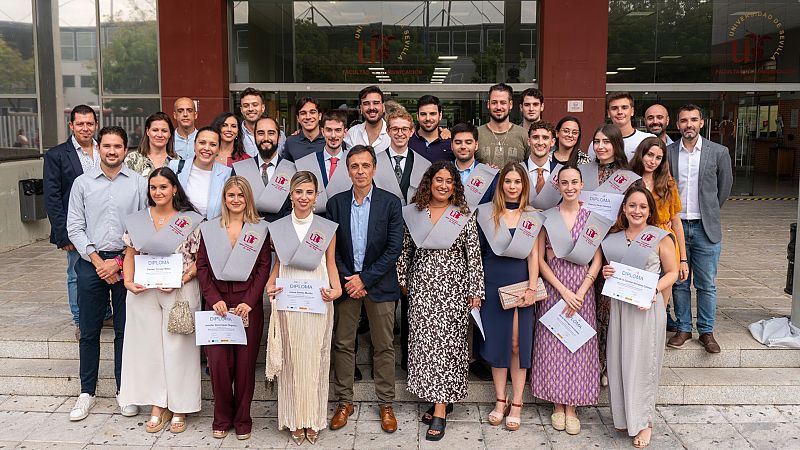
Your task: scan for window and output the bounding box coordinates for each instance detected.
[486,29,503,45]
[76,31,95,61]
[236,29,249,63]
[80,76,96,88]
[62,75,76,88]
[60,31,75,61]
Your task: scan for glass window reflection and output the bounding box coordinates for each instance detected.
[0,0,36,95]
[99,0,159,95]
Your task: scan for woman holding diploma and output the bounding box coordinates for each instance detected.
[196,176,271,440]
[119,167,203,433]
[264,170,342,445]
[476,162,541,431]
[601,186,678,448]
[531,165,604,435]
[396,161,485,441]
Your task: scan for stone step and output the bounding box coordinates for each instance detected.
[1,358,799,405]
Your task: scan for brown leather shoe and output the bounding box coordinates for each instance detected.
[699,333,721,353]
[380,405,398,433]
[666,331,692,348]
[329,403,354,430]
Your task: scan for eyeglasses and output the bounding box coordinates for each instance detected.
[388,126,412,133]
[560,129,580,137]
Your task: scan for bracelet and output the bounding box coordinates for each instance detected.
[585,273,596,282]
[680,259,688,263]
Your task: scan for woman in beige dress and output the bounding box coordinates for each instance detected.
[265,171,342,445]
[124,112,179,177]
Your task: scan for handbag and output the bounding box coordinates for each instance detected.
[167,289,195,334]
[497,278,547,310]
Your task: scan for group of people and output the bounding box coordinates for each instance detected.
[42,83,732,448]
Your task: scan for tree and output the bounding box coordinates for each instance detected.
[101,20,159,95]
[0,38,35,94]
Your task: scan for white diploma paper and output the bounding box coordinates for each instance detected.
[194,311,247,346]
[134,254,183,288]
[538,299,597,353]
[601,261,660,309]
[470,308,486,340]
[579,191,624,222]
[276,278,327,314]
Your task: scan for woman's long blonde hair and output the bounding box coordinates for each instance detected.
[491,162,532,228]
[220,176,261,226]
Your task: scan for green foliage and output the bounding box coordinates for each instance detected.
[0,38,35,94]
[101,20,159,95]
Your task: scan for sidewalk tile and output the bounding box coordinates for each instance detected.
[54,397,124,415]
[544,423,616,449]
[419,421,485,449]
[732,422,800,449]
[0,396,67,413]
[482,422,549,448]
[153,415,221,448]
[89,414,160,446]
[218,418,288,448]
[718,405,792,423]
[670,422,752,449]
[22,412,106,444]
[777,406,800,422]
[657,405,727,424]
[607,425,684,450]
[15,442,85,449]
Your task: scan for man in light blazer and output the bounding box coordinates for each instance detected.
[326,144,403,434]
[666,104,732,354]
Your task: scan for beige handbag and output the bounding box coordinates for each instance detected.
[167,289,195,335]
[497,278,547,310]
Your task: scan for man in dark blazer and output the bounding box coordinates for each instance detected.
[666,104,733,354]
[43,105,109,339]
[326,144,403,434]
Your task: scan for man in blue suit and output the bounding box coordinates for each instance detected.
[43,105,110,339]
[326,144,403,434]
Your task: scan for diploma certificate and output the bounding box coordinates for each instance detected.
[276,278,327,314]
[601,261,660,309]
[194,311,247,346]
[579,191,624,222]
[133,254,183,288]
[538,299,597,353]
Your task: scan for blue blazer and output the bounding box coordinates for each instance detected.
[43,139,84,247]
[169,157,232,220]
[327,186,403,302]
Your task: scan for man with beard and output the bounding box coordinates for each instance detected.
[345,86,390,153]
[645,103,674,145]
[284,97,326,162]
[477,83,529,167]
[239,87,286,158]
[408,95,453,163]
[519,88,545,132]
[666,105,732,354]
[452,122,497,210]
[173,97,198,159]
[231,117,291,222]
[66,126,148,421]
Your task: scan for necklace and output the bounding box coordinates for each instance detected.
[488,124,509,148]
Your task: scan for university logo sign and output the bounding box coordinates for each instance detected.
[729,11,785,64]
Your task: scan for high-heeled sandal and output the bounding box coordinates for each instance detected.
[306,428,319,444]
[169,415,186,434]
[487,397,510,426]
[421,402,453,425]
[145,409,173,433]
[291,429,306,446]
[505,402,523,431]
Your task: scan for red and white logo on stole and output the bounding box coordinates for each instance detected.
[585,226,598,239]
[174,217,189,228]
[243,233,258,245]
[309,232,324,244]
[521,219,536,230]
[273,174,288,185]
[640,232,655,242]
[449,210,463,220]
[613,174,627,185]
[470,177,484,188]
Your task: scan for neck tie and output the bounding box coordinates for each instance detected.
[328,156,338,180]
[393,155,404,184]
[261,162,270,185]
[536,167,545,194]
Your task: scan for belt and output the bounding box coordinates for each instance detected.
[682,219,702,224]
[98,250,125,257]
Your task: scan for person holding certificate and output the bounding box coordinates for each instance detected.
[531,165,603,436]
[601,186,678,448]
[118,167,203,433]
[263,171,342,445]
[475,162,542,431]
[196,176,271,440]
[396,161,485,441]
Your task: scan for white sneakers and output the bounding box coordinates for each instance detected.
[69,393,95,421]
[119,397,139,417]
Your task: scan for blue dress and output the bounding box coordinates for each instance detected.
[478,226,534,368]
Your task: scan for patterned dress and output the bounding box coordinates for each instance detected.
[531,207,600,406]
[595,162,617,376]
[124,151,177,177]
[397,213,485,403]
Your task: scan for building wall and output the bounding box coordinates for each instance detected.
[0,160,50,252]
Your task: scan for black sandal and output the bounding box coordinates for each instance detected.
[421,403,453,424]
[425,416,447,441]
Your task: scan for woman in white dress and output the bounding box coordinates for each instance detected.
[266,170,342,445]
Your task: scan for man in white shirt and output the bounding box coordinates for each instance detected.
[588,92,654,161]
[344,85,390,153]
[666,104,733,354]
[645,103,674,146]
[172,97,198,159]
[239,87,286,157]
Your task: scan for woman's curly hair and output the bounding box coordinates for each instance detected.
[411,161,469,213]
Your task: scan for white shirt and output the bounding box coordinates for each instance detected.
[71,136,99,173]
[527,156,551,189]
[186,166,212,216]
[678,136,703,220]
[255,154,278,184]
[388,146,410,174]
[324,148,345,177]
[344,120,390,153]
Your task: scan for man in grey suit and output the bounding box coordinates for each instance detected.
[666,104,733,353]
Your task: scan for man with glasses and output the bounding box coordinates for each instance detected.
[345,85,390,153]
[284,97,326,162]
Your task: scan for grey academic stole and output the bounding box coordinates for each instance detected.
[200,218,270,281]
[125,208,203,256]
[579,162,641,193]
[601,226,670,269]
[529,163,563,210]
[295,151,352,214]
[464,163,499,210]
[232,158,297,214]
[268,214,339,271]
[374,150,432,205]
[475,203,544,259]
[542,206,612,265]
[402,203,471,250]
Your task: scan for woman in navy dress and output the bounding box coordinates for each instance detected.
[477,163,540,431]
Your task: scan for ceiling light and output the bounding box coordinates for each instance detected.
[368,67,385,71]
[606,71,619,75]
[641,60,661,64]
[434,67,451,71]
[438,56,458,60]
[659,55,682,59]
[627,11,654,16]
[616,67,636,71]
[730,11,760,16]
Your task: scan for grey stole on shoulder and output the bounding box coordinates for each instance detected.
[402,203,471,249]
[373,150,432,205]
[464,164,499,210]
[125,208,203,255]
[200,218,270,281]
[268,214,339,271]
[601,226,670,269]
[579,162,640,193]
[542,207,612,265]
[295,151,352,214]
[529,163,563,210]
[475,203,543,259]
[232,158,297,213]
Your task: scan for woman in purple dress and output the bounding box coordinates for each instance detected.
[531,165,603,436]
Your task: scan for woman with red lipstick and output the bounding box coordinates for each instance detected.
[125,112,177,177]
[212,112,251,167]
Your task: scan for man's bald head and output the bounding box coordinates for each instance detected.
[645,103,669,137]
[173,97,197,131]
